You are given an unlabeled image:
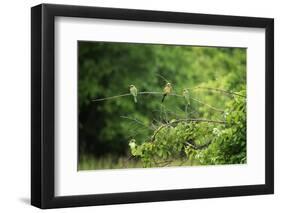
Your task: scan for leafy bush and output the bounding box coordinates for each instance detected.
[129,90,246,167]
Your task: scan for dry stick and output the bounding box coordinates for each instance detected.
[92,92,224,112]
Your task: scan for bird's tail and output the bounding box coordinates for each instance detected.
[161,94,167,103]
[134,96,137,103]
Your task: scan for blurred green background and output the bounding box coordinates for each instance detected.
[78,41,246,170]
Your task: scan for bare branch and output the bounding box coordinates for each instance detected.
[92,93,131,102]
[92,91,224,112]
[92,91,180,102]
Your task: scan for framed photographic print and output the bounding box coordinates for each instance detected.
[31,3,274,209]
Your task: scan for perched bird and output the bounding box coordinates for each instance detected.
[162,82,172,103]
[183,89,190,105]
[129,85,138,103]
[129,139,136,149]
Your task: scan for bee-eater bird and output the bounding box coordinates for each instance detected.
[183,89,190,105]
[162,82,172,103]
[129,85,138,103]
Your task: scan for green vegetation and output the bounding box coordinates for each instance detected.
[78,41,246,170]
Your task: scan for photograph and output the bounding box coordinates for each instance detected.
[78,41,247,170]
[30,3,274,209]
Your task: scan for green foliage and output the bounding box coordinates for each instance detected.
[78,41,246,169]
[128,92,246,167]
[190,93,246,165]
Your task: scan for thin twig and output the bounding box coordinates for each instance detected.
[156,73,170,83]
[153,109,183,119]
[127,126,150,139]
[190,86,246,98]
[172,118,226,124]
[190,97,224,113]
[120,116,155,130]
[92,93,131,102]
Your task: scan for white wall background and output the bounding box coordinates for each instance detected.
[0,0,279,212]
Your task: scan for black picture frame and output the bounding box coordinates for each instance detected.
[31,3,274,209]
